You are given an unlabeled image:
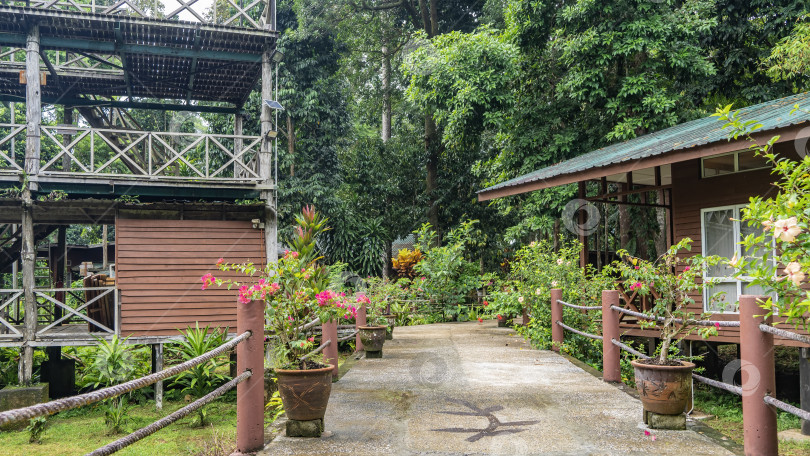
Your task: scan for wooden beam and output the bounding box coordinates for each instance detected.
[588,199,671,209]
[586,184,672,201]
[0,94,242,114]
[261,51,277,265]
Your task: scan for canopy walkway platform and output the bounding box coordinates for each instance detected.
[262,321,740,456]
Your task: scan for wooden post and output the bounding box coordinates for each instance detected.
[801,348,810,435]
[19,24,41,385]
[260,51,278,266]
[102,225,108,269]
[550,288,562,352]
[601,290,621,382]
[322,320,339,379]
[151,343,164,411]
[355,305,367,352]
[577,182,587,268]
[54,227,66,324]
[739,295,777,456]
[233,113,243,178]
[236,300,265,453]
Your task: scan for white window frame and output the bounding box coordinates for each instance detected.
[700,150,770,178]
[700,204,774,314]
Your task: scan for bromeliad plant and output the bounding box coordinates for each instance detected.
[607,238,723,365]
[202,206,356,370]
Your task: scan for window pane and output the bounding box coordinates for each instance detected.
[703,154,735,177]
[742,282,776,304]
[704,209,735,277]
[739,218,766,259]
[706,282,738,312]
[738,150,769,171]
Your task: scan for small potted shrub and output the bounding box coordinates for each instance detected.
[203,206,355,426]
[485,286,523,327]
[356,293,388,358]
[608,238,722,419]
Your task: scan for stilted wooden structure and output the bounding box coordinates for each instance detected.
[0,0,279,385]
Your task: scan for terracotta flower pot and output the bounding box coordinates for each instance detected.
[358,325,387,356]
[276,364,334,421]
[631,359,695,415]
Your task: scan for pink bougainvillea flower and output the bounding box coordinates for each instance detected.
[200,273,216,290]
[307,337,314,343]
[783,262,806,287]
[216,257,224,266]
[644,430,650,436]
[634,266,640,270]
[683,266,691,272]
[774,217,801,243]
[651,435,656,442]
[714,322,720,329]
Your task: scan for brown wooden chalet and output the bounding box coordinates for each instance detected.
[0,0,281,387]
[478,92,810,347]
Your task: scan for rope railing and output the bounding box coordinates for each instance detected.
[338,330,358,342]
[692,373,742,396]
[557,299,601,311]
[610,306,741,327]
[300,339,331,362]
[0,330,251,426]
[85,370,252,456]
[764,395,810,421]
[610,338,650,359]
[759,324,810,346]
[555,320,602,340]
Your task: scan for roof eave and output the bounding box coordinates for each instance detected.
[477,122,810,202]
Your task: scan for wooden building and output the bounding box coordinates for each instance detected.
[478,92,810,346]
[0,0,280,386]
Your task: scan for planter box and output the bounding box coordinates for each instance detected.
[0,383,49,430]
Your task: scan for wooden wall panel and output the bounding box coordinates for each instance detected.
[618,142,809,346]
[116,218,266,337]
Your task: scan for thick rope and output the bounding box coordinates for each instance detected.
[764,395,810,421]
[300,339,331,362]
[0,331,251,426]
[692,373,743,396]
[610,306,741,327]
[557,299,601,311]
[611,338,650,359]
[759,324,810,346]
[555,321,602,340]
[85,370,252,456]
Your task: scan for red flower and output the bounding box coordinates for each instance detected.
[497,314,502,320]
[483,301,489,306]
[714,322,720,329]
[477,318,483,323]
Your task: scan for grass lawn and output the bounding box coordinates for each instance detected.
[693,385,810,456]
[0,399,239,456]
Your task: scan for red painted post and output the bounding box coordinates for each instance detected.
[355,305,367,352]
[235,299,265,454]
[601,290,621,383]
[740,294,778,456]
[551,288,563,352]
[322,319,339,379]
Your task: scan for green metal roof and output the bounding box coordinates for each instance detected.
[479,92,810,198]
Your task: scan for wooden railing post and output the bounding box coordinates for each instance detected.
[551,288,563,351]
[601,290,621,382]
[355,305,367,352]
[322,320,339,379]
[740,294,777,456]
[235,299,265,454]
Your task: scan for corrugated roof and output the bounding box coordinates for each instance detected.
[479,92,810,196]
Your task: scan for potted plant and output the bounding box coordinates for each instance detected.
[202,206,356,425]
[485,286,523,327]
[356,292,388,358]
[608,238,722,417]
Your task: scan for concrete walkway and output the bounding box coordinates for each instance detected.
[261,320,738,456]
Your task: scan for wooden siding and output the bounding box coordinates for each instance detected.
[116,219,266,337]
[617,142,809,346]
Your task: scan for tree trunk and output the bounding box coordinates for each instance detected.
[655,189,667,258]
[381,47,391,143]
[425,113,440,232]
[286,115,295,176]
